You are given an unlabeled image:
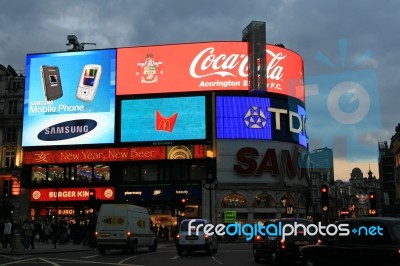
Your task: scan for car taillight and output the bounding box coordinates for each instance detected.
[280,239,285,249]
[94,231,98,237]
[127,231,132,237]
[317,239,322,245]
[255,235,262,241]
[176,234,180,239]
[205,235,209,240]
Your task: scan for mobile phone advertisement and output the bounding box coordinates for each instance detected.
[23,49,116,147]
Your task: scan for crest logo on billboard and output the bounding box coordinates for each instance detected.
[155,111,178,132]
[137,53,163,83]
[244,106,267,129]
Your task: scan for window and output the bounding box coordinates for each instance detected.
[48,165,64,182]
[280,194,294,207]
[254,193,274,207]
[76,165,92,182]
[170,162,189,181]
[94,164,110,182]
[142,163,158,181]
[32,166,47,183]
[8,100,18,115]
[123,164,141,182]
[222,193,246,207]
[5,151,15,168]
[3,180,11,199]
[5,127,17,143]
[190,164,207,181]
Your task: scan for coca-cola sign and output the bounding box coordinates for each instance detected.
[117,42,304,102]
[189,47,285,81]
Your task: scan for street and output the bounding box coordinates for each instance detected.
[0,242,280,266]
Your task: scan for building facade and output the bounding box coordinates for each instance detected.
[0,64,23,219]
[20,41,309,227]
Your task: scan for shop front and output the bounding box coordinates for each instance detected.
[29,186,115,223]
[116,184,202,228]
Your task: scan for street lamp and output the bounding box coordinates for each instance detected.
[203,171,217,224]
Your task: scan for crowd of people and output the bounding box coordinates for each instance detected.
[0,218,96,250]
[151,224,178,241]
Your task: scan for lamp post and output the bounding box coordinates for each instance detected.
[203,172,217,224]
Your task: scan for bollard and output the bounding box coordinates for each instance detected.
[11,234,22,253]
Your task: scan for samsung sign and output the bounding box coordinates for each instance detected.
[37,119,97,141]
[216,96,307,147]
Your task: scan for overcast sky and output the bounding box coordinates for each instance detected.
[1,0,398,181]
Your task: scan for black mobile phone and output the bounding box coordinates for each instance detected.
[41,65,63,101]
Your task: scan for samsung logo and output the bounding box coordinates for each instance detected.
[38,119,97,141]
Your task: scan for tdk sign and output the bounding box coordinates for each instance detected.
[38,119,97,141]
[216,96,308,147]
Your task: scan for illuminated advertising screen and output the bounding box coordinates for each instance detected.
[30,187,115,202]
[22,49,116,147]
[117,42,304,102]
[121,96,206,143]
[216,96,307,147]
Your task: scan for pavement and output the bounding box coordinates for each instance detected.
[0,238,247,256]
[0,241,96,255]
[0,239,179,256]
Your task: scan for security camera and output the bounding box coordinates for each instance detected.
[67,35,78,45]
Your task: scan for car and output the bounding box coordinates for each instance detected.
[252,218,319,265]
[300,217,400,266]
[175,218,218,256]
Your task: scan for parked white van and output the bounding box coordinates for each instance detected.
[95,204,157,254]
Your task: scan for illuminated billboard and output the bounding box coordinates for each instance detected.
[216,96,307,147]
[121,96,207,143]
[30,187,115,202]
[22,49,116,147]
[117,42,304,102]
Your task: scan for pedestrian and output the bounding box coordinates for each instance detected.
[0,219,4,248]
[22,219,34,251]
[42,221,52,244]
[30,220,38,249]
[3,219,12,248]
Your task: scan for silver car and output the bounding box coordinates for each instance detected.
[175,219,218,256]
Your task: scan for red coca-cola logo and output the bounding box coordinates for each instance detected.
[189,47,286,80]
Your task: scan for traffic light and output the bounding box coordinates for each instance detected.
[369,191,377,216]
[179,198,187,217]
[321,185,329,213]
[88,188,96,202]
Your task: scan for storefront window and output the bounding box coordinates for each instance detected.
[76,165,92,182]
[170,162,188,181]
[280,194,294,207]
[31,166,46,183]
[48,165,64,182]
[142,163,158,181]
[254,193,274,207]
[222,193,246,208]
[123,165,140,182]
[94,164,110,182]
[190,164,207,181]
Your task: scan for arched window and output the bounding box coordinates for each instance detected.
[222,193,246,208]
[280,194,294,207]
[254,193,273,207]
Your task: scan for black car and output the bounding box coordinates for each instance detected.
[300,217,400,266]
[252,218,319,264]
